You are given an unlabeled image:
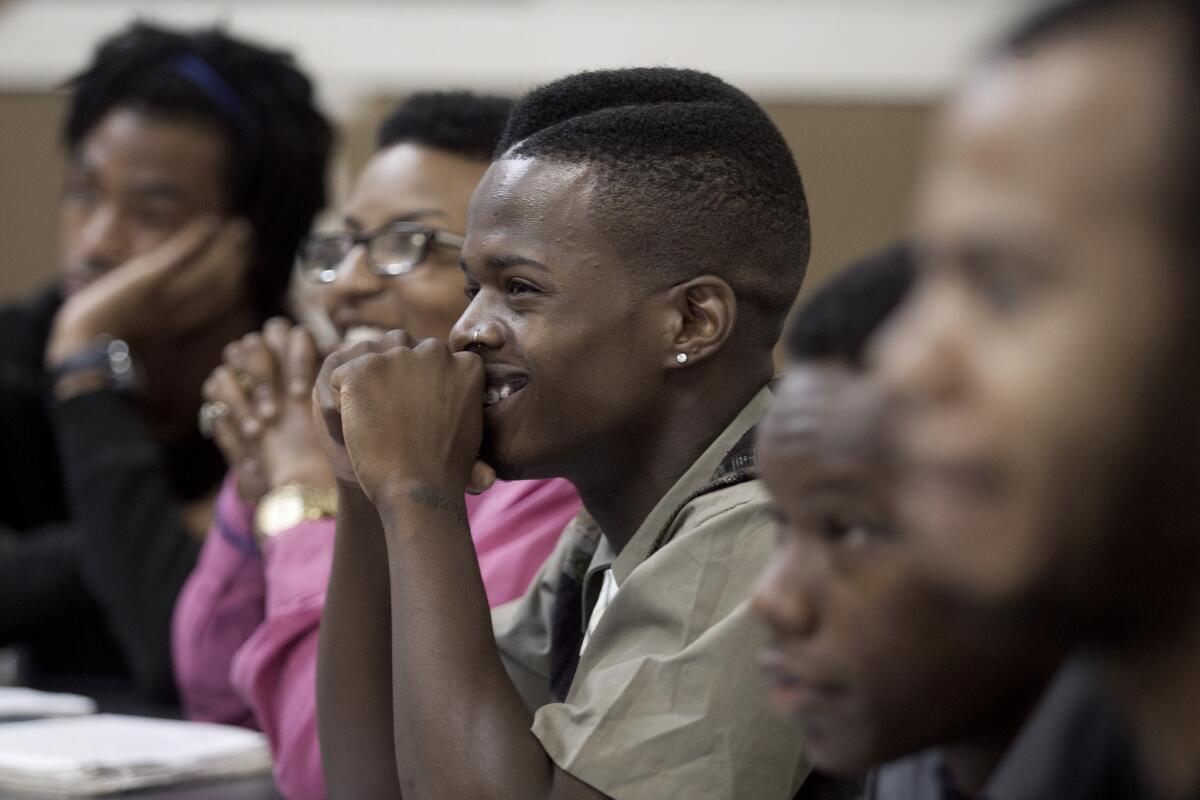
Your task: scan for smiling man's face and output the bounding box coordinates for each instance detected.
[451,157,671,481]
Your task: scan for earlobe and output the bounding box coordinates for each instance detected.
[665,275,737,369]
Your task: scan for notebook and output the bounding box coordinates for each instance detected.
[0,688,96,721]
[0,714,272,796]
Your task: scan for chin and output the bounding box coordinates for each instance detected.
[803,734,878,777]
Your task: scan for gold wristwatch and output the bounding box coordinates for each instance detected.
[254,485,338,547]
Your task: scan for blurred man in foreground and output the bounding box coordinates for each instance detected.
[876,1,1200,795]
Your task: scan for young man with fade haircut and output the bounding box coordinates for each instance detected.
[754,246,1146,800]
[313,68,838,799]
[874,0,1200,796]
[172,91,580,800]
[0,22,331,704]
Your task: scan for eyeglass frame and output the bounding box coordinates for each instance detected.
[296,221,466,284]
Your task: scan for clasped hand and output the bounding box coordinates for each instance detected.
[203,318,334,504]
[312,331,496,506]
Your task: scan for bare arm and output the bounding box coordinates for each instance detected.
[381,484,605,800]
[329,339,606,800]
[317,479,403,799]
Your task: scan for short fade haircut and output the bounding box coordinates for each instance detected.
[496,67,811,348]
[787,243,914,368]
[65,22,333,323]
[378,91,513,161]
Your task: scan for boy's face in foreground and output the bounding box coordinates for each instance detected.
[752,365,1056,772]
[451,157,672,481]
[872,14,1195,632]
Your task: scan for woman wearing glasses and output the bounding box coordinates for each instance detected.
[172,92,582,800]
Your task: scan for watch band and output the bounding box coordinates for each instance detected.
[253,484,338,547]
[52,335,137,394]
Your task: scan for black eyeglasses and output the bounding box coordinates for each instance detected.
[297,222,465,284]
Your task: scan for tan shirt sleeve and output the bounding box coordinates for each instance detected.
[531,486,812,800]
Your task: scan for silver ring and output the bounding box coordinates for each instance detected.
[198,400,230,438]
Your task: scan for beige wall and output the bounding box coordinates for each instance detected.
[0,91,929,306]
[0,91,67,301]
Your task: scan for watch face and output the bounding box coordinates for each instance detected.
[259,489,305,536]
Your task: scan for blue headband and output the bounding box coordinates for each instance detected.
[168,53,250,132]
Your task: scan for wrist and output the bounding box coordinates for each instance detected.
[268,456,336,492]
[374,481,469,535]
[46,310,103,368]
[53,368,108,401]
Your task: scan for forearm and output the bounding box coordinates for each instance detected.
[379,484,565,800]
[232,517,336,800]
[317,480,402,799]
[0,524,90,643]
[173,479,264,725]
[52,390,201,701]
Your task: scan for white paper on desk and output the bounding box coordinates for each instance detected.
[0,714,272,796]
[0,688,97,721]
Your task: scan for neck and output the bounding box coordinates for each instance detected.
[574,375,766,552]
[941,700,1035,798]
[1106,598,1200,799]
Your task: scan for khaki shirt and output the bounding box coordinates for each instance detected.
[493,387,810,799]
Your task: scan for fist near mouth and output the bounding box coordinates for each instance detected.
[315,331,494,505]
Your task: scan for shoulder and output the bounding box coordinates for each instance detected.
[658,478,776,568]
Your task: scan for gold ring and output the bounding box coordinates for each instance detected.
[236,372,256,394]
[198,400,230,438]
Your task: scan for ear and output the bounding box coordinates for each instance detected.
[661,275,737,369]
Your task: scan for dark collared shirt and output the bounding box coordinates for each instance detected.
[867,659,1154,800]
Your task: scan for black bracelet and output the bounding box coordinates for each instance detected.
[51,335,137,394]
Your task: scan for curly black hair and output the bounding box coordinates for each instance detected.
[497,67,811,348]
[378,91,513,161]
[64,22,333,322]
[786,244,914,369]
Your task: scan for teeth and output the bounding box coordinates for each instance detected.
[499,385,512,399]
[343,326,386,346]
[484,387,500,406]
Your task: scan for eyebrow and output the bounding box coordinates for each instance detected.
[344,209,451,230]
[487,254,550,273]
[128,182,191,203]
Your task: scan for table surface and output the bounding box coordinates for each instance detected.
[0,775,282,799]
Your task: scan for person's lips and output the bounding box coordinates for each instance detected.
[331,311,393,344]
[482,364,529,408]
[757,649,846,717]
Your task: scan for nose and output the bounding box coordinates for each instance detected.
[74,205,130,273]
[323,244,386,308]
[872,280,967,406]
[751,540,819,639]
[449,293,505,353]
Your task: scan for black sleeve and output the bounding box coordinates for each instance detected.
[0,522,93,642]
[51,389,202,703]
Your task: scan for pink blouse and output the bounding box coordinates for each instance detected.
[172,474,580,800]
